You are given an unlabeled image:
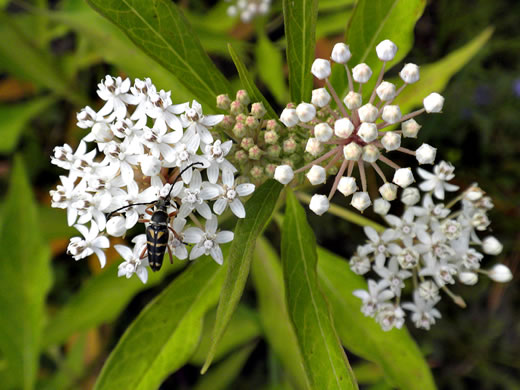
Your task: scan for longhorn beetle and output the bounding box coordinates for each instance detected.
[107,162,203,271]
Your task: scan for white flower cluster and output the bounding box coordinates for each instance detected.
[50,76,255,283]
[274,39,445,216]
[351,161,511,331]
[225,0,271,23]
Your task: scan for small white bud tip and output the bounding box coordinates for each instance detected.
[274,165,294,185]
[402,118,422,138]
[376,39,398,61]
[399,63,420,84]
[309,194,330,216]
[337,177,357,197]
[423,92,445,113]
[311,88,331,107]
[401,187,421,206]
[358,122,378,143]
[381,131,401,151]
[382,105,402,124]
[314,123,333,142]
[459,271,479,285]
[296,102,316,123]
[343,142,362,161]
[311,58,331,80]
[482,236,503,255]
[416,143,437,165]
[343,91,362,110]
[393,168,414,188]
[373,198,391,215]
[376,81,397,101]
[358,103,378,123]
[280,108,299,127]
[306,165,327,185]
[331,43,352,63]
[305,138,322,156]
[351,192,372,212]
[352,63,372,83]
[488,264,513,283]
[334,117,354,139]
[379,183,398,201]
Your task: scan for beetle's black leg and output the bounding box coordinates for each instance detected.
[139,246,147,259]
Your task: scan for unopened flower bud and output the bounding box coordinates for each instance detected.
[311,58,331,80]
[379,182,398,201]
[92,122,113,143]
[235,149,248,163]
[338,177,357,196]
[423,92,444,113]
[241,137,255,151]
[314,123,333,142]
[362,144,380,163]
[358,122,378,143]
[382,105,402,124]
[306,165,327,185]
[140,155,161,176]
[280,108,299,127]
[265,163,277,177]
[250,165,264,180]
[343,142,362,160]
[482,236,503,255]
[311,88,331,107]
[343,91,362,110]
[265,119,280,132]
[106,216,126,237]
[351,192,371,212]
[401,119,421,138]
[352,63,372,83]
[249,145,263,160]
[459,272,478,285]
[400,63,420,84]
[309,194,330,215]
[274,165,294,184]
[283,137,298,154]
[358,103,378,123]
[267,144,281,158]
[376,81,396,101]
[264,130,279,144]
[381,131,401,151]
[245,115,259,130]
[331,43,351,63]
[488,264,512,283]
[416,143,437,164]
[334,117,354,138]
[230,100,244,115]
[236,89,250,105]
[233,122,247,138]
[216,94,231,110]
[220,115,235,130]
[305,138,322,156]
[401,187,420,205]
[251,102,266,118]
[376,39,397,61]
[373,198,391,215]
[393,168,414,188]
[296,102,316,122]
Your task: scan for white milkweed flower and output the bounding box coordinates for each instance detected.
[417,161,459,200]
[351,164,510,330]
[51,76,254,282]
[184,215,234,264]
[225,0,272,23]
[273,39,444,215]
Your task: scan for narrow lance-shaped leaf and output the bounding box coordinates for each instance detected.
[283,0,318,102]
[85,0,232,109]
[252,237,312,390]
[255,29,287,105]
[317,247,436,390]
[228,44,279,120]
[330,0,426,100]
[0,156,52,390]
[282,190,358,390]
[94,259,225,390]
[201,180,283,373]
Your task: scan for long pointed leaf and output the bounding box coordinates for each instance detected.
[201,180,283,373]
[281,190,358,390]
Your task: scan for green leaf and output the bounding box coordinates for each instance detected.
[228,44,279,120]
[193,343,256,390]
[0,156,52,390]
[94,259,225,390]
[190,305,261,366]
[283,0,318,102]
[0,96,55,153]
[38,206,76,242]
[319,0,356,12]
[330,0,426,99]
[85,0,232,109]
[317,248,436,390]
[255,30,287,104]
[395,27,494,113]
[316,9,354,39]
[201,179,283,373]
[282,190,358,390]
[43,257,185,348]
[252,237,311,390]
[0,15,86,105]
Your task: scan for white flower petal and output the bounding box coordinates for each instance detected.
[229,198,245,218]
[183,227,204,243]
[236,183,255,197]
[216,230,234,244]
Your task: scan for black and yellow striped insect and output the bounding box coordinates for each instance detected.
[107,162,202,271]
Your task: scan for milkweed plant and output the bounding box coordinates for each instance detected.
[2,0,513,389]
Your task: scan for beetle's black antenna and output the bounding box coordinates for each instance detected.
[107,201,155,220]
[166,162,204,199]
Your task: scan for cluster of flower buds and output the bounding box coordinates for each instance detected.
[274,39,445,215]
[214,90,305,184]
[350,161,511,331]
[225,0,271,23]
[50,76,255,283]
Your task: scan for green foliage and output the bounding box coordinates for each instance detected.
[86,0,232,109]
[93,259,225,390]
[317,248,437,390]
[202,179,282,373]
[255,30,287,105]
[283,0,318,102]
[0,156,52,390]
[282,190,358,390]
